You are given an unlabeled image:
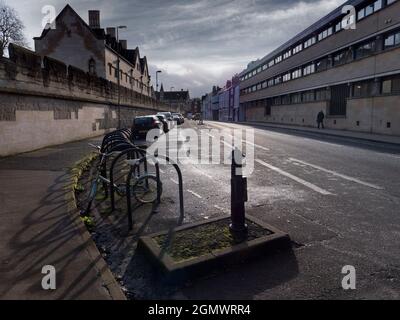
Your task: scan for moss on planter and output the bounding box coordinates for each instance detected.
[154,218,273,263]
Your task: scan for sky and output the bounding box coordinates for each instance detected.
[5,0,347,97]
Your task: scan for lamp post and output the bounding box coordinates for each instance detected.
[116,25,127,129]
[156,70,162,93]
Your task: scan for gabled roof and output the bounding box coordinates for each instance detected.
[34,4,105,41]
[140,56,148,75]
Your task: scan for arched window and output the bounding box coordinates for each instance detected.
[88,58,96,75]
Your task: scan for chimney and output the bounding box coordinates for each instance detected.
[88,10,100,29]
[119,40,127,50]
[106,27,116,38]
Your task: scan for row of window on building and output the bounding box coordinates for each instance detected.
[241,27,400,95]
[107,63,150,93]
[240,0,397,82]
[242,74,400,116]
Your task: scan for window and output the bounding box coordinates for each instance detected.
[333,49,353,66]
[262,64,268,71]
[257,67,262,73]
[318,27,333,41]
[357,1,382,21]
[335,21,342,32]
[316,57,329,72]
[291,93,301,104]
[269,60,275,67]
[303,63,315,76]
[315,88,328,100]
[108,63,112,75]
[355,40,376,59]
[257,83,262,90]
[262,81,268,89]
[302,90,315,102]
[374,0,382,11]
[381,75,400,94]
[273,96,282,105]
[293,44,303,54]
[274,76,282,85]
[304,36,316,48]
[282,95,290,104]
[292,68,302,79]
[384,31,400,49]
[275,56,282,64]
[268,79,274,87]
[382,79,392,94]
[387,0,397,4]
[283,50,292,59]
[353,81,374,98]
[283,73,291,82]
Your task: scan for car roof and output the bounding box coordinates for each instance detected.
[135,115,156,119]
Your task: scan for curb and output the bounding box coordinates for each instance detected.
[66,156,127,301]
[238,121,400,147]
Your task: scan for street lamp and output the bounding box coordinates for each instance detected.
[116,25,127,129]
[156,70,162,93]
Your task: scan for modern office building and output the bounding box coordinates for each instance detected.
[239,0,400,135]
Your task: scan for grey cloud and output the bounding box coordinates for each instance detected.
[7,0,346,96]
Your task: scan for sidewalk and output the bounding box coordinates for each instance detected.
[0,138,125,300]
[239,121,400,146]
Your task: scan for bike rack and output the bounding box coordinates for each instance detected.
[125,154,184,231]
[109,147,147,212]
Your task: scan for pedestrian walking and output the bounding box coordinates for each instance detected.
[317,110,325,129]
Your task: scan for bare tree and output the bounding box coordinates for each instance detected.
[0,1,26,57]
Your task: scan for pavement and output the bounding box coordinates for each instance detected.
[0,138,125,300]
[240,121,400,146]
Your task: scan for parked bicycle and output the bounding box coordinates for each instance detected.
[80,143,162,216]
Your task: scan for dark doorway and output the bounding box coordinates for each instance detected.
[329,84,349,116]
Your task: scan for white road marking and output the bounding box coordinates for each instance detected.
[288,158,384,190]
[187,189,203,199]
[206,133,234,149]
[214,205,229,213]
[255,159,333,195]
[191,166,214,180]
[207,132,269,152]
[245,141,270,152]
[170,178,179,185]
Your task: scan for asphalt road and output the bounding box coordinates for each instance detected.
[151,120,400,299]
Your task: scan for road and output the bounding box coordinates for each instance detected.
[150,120,400,299]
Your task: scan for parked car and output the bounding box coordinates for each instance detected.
[172,113,184,125]
[157,112,173,121]
[192,113,201,121]
[132,116,163,140]
[155,114,169,133]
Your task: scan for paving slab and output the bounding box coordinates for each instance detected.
[0,138,125,300]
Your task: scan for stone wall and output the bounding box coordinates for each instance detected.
[0,44,171,157]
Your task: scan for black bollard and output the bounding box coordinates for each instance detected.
[230,148,248,236]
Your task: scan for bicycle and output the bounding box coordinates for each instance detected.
[80,143,162,216]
